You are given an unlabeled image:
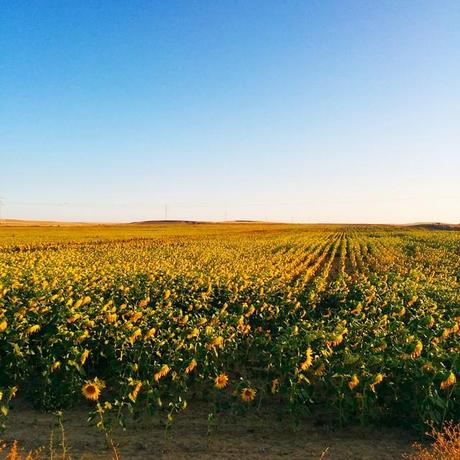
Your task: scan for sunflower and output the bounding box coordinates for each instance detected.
[348,374,359,390]
[300,347,313,371]
[76,330,89,344]
[143,327,156,341]
[26,325,40,335]
[314,363,325,376]
[185,359,197,374]
[187,328,200,339]
[411,340,423,359]
[214,373,229,389]
[154,364,170,382]
[241,387,256,402]
[106,313,117,323]
[440,372,456,390]
[50,361,61,371]
[211,336,224,349]
[130,311,143,322]
[80,349,90,365]
[369,373,384,392]
[128,381,143,402]
[82,382,100,401]
[129,328,142,345]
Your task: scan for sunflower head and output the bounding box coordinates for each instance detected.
[241,387,256,402]
[348,374,359,390]
[185,359,197,374]
[214,373,229,389]
[26,325,41,335]
[440,372,456,390]
[82,382,101,401]
[154,364,170,382]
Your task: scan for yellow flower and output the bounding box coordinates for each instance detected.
[209,336,224,349]
[80,349,90,365]
[300,347,313,371]
[128,381,143,402]
[129,328,142,345]
[187,328,200,339]
[179,314,189,326]
[185,359,197,374]
[369,373,384,392]
[164,290,171,300]
[144,327,156,340]
[244,305,255,317]
[138,298,149,308]
[76,330,89,344]
[82,381,100,401]
[241,387,256,402]
[67,313,81,324]
[271,378,280,394]
[326,333,345,348]
[411,340,423,359]
[348,374,359,390]
[130,311,143,322]
[214,373,229,389]
[26,325,40,335]
[214,336,224,347]
[83,296,91,305]
[50,361,61,371]
[154,364,170,382]
[0,320,7,333]
[314,363,325,376]
[106,313,117,323]
[73,299,83,309]
[440,372,456,390]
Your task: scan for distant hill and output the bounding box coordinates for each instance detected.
[131,220,205,225]
[409,222,460,230]
[131,220,274,225]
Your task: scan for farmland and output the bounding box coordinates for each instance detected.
[0,223,458,439]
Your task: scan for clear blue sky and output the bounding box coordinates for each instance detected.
[1,0,459,223]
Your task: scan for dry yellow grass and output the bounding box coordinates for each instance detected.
[0,441,41,460]
[404,422,460,460]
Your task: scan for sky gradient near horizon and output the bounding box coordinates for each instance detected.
[1,1,459,223]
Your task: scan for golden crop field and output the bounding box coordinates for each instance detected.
[0,223,458,433]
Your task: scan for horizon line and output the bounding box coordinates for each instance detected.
[1,218,459,227]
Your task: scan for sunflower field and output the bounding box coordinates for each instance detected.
[0,224,458,430]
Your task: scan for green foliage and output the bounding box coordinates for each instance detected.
[0,224,458,428]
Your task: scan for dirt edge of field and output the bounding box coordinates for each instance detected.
[1,401,418,460]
